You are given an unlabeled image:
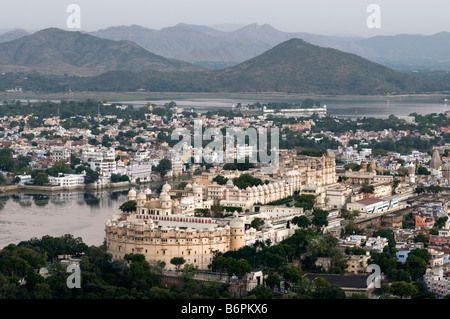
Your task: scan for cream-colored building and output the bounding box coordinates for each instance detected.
[278,151,337,187]
[346,253,370,274]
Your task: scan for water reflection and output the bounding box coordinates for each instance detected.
[0,195,10,211]
[0,187,133,249]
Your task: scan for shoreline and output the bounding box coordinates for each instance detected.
[1,91,448,103]
[0,181,132,194]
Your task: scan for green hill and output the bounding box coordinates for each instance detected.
[70,38,440,95]
[207,38,438,94]
[0,37,444,95]
[0,28,203,76]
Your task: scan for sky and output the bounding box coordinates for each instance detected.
[1,0,450,37]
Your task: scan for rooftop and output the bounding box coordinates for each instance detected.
[356,197,384,206]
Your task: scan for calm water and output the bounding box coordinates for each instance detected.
[0,190,130,249]
[118,96,450,118]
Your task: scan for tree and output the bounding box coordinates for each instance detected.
[361,183,375,194]
[390,281,418,299]
[153,159,172,179]
[247,285,274,299]
[123,253,157,291]
[417,166,431,175]
[265,273,281,290]
[414,234,429,244]
[369,251,397,274]
[250,217,265,231]
[340,209,360,221]
[311,277,346,299]
[46,163,72,177]
[181,263,199,281]
[119,200,136,213]
[33,172,49,185]
[170,257,186,272]
[373,229,396,249]
[84,168,99,184]
[232,174,263,189]
[295,194,316,210]
[278,265,303,289]
[312,209,328,229]
[292,215,311,229]
[427,185,442,195]
[437,216,448,229]
[405,254,428,281]
[210,198,223,218]
[212,175,228,185]
[415,187,426,195]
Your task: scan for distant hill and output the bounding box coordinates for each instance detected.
[89,23,450,71]
[348,32,450,70]
[0,28,204,76]
[90,24,272,68]
[64,38,440,95]
[89,23,363,69]
[0,29,30,43]
[202,38,437,94]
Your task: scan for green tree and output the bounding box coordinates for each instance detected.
[311,277,346,299]
[312,209,329,229]
[170,257,186,272]
[361,183,375,194]
[279,265,303,289]
[390,281,418,299]
[292,215,311,228]
[405,254,428,281]
[295,194,316,210]
[84,168,99,184]
[427,185,442,195]
[119,200,137,213]
[33,172,49,185]
[265,273,281,290]
[123,254,157,291]
[46,163,72,177]
[250,217,265,231]
[153,159,172,179]
[247,285,274,299]
[232,174,263,189]
[212,175,228,185]
[437,216,448,229]
[417,166,431,175]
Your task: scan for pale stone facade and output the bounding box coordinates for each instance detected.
[105,215,235,270]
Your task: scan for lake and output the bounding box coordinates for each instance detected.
[114,95,450,118]
[0,190,131,249]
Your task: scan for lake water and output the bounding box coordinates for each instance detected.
[115,96,450,118]
[0,190,131,249]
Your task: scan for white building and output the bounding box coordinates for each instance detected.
[365,236,389,252]
[81,146,115,163]
[424,267,450,297]
[48,173,86,189]
[117,161,152,182]
[90,160,117,177]
[50,146,71,162]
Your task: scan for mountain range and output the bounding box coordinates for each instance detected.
[88,23,450,71]
[0,27,446,95]
[0,28,203,76]
[3,24,450,71]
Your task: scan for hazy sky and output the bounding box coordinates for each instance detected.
[2,0,450,36]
